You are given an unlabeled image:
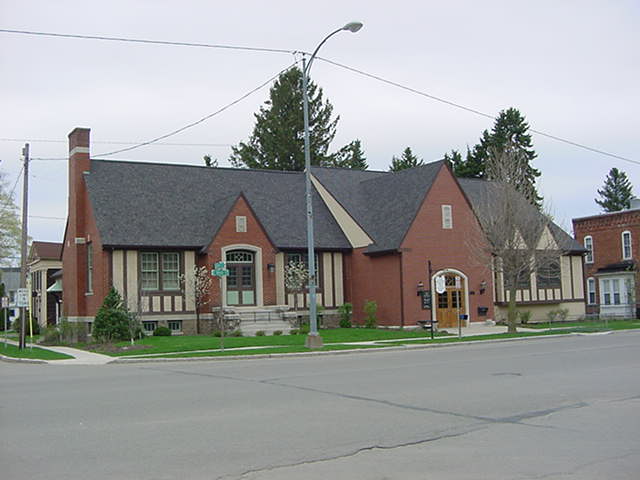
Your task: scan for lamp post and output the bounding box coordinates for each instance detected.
[303,22,362,349]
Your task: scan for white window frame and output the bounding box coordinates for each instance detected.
[168,320,182,332]
[236,216,247,233]
[441,205,453,229]
[584,235,593,264]
[601,279,611,305]
[622,231,632,260]
[86,242,93,294]
[612,278,621,305]
[141,252,159,291]
[587,277,596,305]
[161,252,180,291]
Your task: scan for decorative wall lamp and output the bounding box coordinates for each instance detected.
[417,281,425,296]
[479,280,487,294]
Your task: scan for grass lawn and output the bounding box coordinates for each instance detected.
[524,319,640,331]
[0,343,73,360]
[90,328,436,357]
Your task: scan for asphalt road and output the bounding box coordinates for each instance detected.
[2,332,639,479]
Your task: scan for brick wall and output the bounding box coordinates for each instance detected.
[573,209,640,311]
[202,194,277,308]
[62,128,111,320]
[401,164,494,326]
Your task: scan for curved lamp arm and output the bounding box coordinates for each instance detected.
[303,22,363,76]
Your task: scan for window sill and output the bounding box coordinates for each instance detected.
[85,292,94,296]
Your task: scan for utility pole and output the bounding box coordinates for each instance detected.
[18,143,29,349]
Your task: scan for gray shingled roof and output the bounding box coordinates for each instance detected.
[311,162,444,253]
[85,160,350,250]
[458,178,586,253]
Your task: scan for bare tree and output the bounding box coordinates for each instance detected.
[284,260,309,328]
[467,143,562,333]
[180,265,212,335]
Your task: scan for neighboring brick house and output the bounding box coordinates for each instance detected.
[62,127,585,334]
[27,241,63,328]
[573,203,640,318]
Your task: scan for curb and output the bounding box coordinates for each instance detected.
[0,354,47,365]
[108,331,595,364]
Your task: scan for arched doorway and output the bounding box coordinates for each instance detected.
[433,270,468,328]
[225,250,256,306]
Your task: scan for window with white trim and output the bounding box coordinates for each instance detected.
[442,205,453,229]
[236,216,247,233]
[601,279,611,305]
[143,321,158,333]
[86,242,93,293]
[168,320,182,332]
[612,278,621,305]
[587,277,596,305]
[140,252,181,291]
[622,231,632,260]
[584,236,593,263]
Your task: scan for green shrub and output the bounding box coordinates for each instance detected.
[12,317,41,335]
[230,330,243,337]
[364,300,378,328]
[299,324,310,335]
[338,303,353,328]
[153,326,172,336]
[42,326,61,344]
[273,330,282,336]
[547,308,569,324]
[92,287,131,343]
[212,330,222,337]
[255,330,266,336]
[518,311,532,325]
[289,329,299,335]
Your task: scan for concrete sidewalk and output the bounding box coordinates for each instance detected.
[1,339,113,365]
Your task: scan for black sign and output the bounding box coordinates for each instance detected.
[421,290,432,310]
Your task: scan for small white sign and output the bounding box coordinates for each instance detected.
[1,297,8,308]
[435,276,446,294]
[16,288,29,308]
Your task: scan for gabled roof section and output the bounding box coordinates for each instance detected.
[84,160,350,250]
[29,241,63,261]
[311,162,445,253]
[458,178,586,254]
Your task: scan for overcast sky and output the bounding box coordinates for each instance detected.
[1,0,638,248]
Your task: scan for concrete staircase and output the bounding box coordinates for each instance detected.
[226,307,292,336]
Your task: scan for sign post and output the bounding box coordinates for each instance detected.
[2,296,7,348]
[211,261,230,350]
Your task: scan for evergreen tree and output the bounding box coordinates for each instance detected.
[595,167,634,212]
[230,67,339,170]
[389,147,424,172]
[324,139,368,169]
[93,287,131,343]
[452,108,542,207]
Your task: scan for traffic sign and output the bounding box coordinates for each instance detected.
[1,297,8,308]
[16,288,29,307]
[212,268,229,277]
[214,261,226,269]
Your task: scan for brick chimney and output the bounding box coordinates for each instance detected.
[63,127,91,319]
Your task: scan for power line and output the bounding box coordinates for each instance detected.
[94,61,300,157]
[317,56,638,166]
[0,138,233,147]
[0,28,296,55]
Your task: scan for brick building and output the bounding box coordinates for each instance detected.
[573,203,640,317]
[62,127,585,334]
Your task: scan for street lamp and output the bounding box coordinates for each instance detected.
[302,22,363,349]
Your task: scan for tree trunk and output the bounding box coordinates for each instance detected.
[507,285,518,334]
[195,308,200,335]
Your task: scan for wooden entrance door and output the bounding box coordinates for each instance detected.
[226,250,256,306]
[435,273,466,328]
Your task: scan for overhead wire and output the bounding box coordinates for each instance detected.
[316,57,638,166]
[2,27,634,165]
[0,28,296,55]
